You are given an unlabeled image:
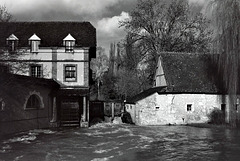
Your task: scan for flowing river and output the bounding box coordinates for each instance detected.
[0,123,240,161]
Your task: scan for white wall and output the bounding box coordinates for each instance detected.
[133,93,227,125]
[13,47,89,87]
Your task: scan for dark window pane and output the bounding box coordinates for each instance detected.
[26,95,41,109]
[65,41,74,52]
[30,65,42,77]
[187,104,192,111]
[65,65,77,81]
[221,104,226,111]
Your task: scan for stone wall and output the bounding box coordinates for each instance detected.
[133,93,226,125]
[0,80,54,136]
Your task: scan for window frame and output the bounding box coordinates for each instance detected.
[30,40,40,53]
[65,40,75,53]
[186,104,193,112]
[6,34,19,52]
[64,64,77,82]
[24,93,44,110]
[30,64,43,78]
[221,104,226,112]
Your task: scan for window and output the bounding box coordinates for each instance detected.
[187,104,192,111]
[6,34,18,52]
[26,94,41,109]
[29,34,41,52]
[0,99,5,111]
[30,65,42,78]
[63,34,75,52]
[64,65,77,82]
[65,41,75,52]
[30,41,40,52]
[221,104,226,112]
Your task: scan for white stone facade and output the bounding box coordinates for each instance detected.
[126,93,234,125]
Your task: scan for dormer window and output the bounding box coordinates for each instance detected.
[29,34,41,53]
[6,34,18,52]
[63,34,75,52]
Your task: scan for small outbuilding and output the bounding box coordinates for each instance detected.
[125,53,240,125]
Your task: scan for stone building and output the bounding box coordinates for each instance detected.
[0,73,59,135]
[0,22,96,127]
[126,53,240,125]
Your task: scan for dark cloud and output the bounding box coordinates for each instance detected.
[2,0,206,54]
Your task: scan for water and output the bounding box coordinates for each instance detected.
[1,123,240,161]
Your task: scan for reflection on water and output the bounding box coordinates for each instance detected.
[0,123,240,161]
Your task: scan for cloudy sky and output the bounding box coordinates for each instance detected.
[0,0,206,53]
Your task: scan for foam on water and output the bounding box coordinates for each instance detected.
[2,129,56,145]
[0,144,12,153]
[89,122,115,129]
[4,135,37,144]
[94,147,119,154]
[13,155,24,161]
[29,129,56,134]
[91,156,114,161]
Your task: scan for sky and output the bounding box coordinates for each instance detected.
[0,0,207,54]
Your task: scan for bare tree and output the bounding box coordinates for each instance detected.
[121,0,211,80]
[0,5,13,22]
[90,47,109,100]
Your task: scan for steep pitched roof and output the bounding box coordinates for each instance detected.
[0,22,96,47]
[159,52,224,93]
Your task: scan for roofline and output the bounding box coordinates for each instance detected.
[0,21,96,29]
[0,73,60,88]
[125,90,227,104]
[157,91,227,95]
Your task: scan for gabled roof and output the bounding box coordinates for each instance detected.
[28,33,41,41]
[0,21,96,47]
[127,53,226,104]
[7,34,19,41]
[159,52,224,93]
[63,33,75,41]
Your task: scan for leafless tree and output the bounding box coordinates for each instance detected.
[90,47,109,100]
[120,0,212,80]
[0,5,13,22]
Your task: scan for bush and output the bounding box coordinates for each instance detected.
[121,112,134,124]
[208,108,225,124]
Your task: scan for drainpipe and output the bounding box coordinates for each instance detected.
[83,96,86,122]
[51,97,57,123]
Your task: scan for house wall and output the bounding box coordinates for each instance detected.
[15,47,89,87]
[132,93,229,126]
[0,82,54,136]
